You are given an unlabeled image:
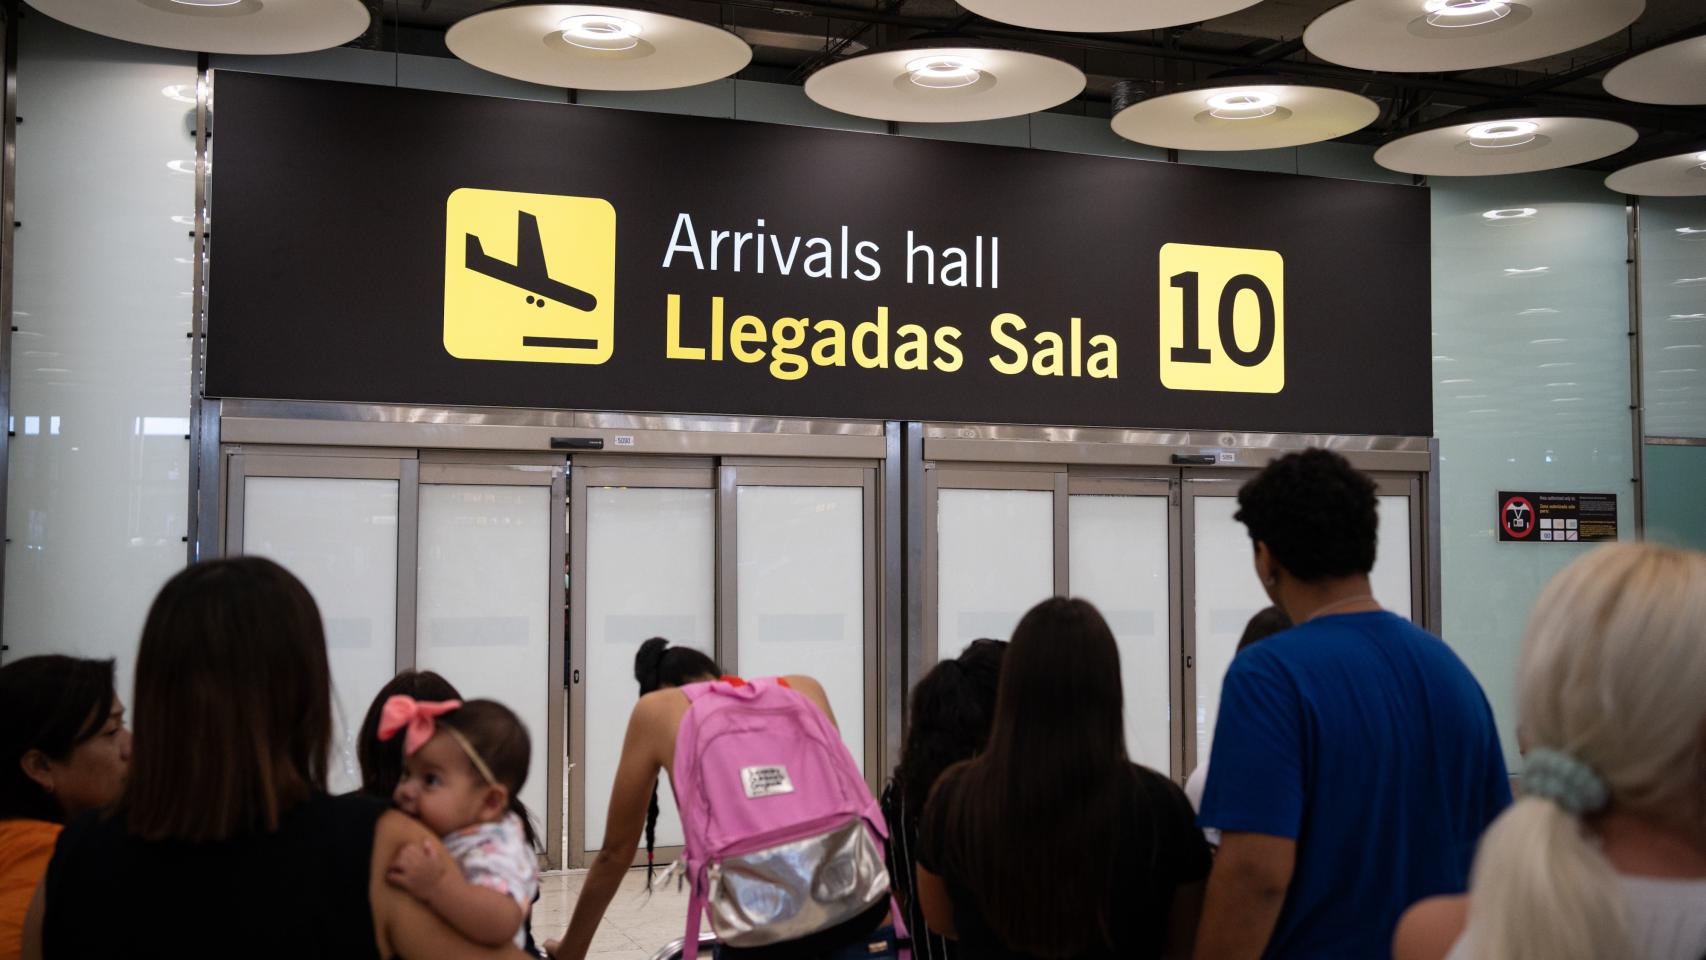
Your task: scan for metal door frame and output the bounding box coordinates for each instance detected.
[721,462,883,783]
[226,446,569,868]
[568,461,715,870]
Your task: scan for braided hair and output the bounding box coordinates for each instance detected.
[634,637,719,883]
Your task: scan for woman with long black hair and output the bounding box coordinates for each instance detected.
[916,598,1210,960]
[881,638,1006,960]
[631,638,718,884]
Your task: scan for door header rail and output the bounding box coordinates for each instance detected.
[924,423,1433,473]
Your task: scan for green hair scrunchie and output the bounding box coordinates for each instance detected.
[1523,747,1610,815]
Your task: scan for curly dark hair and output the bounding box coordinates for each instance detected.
[893,638,1007,822]
[1235,448,1378,582]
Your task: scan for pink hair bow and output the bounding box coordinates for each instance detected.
[377,695,462,756]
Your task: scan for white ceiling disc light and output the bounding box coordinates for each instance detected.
[1111,82,1378,151]
[1603,35,1706,105]
[955,0,1264,33]
[804,44,1084,123]
[1303,0,1644,73]
[447,3,751,91]
[1605,149,1706,197]
[28,0,368,55]
[1374,114,1637,176]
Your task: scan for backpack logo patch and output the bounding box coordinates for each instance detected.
[740,765,795,799]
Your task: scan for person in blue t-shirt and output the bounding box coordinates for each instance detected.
[1193,449,1511,959]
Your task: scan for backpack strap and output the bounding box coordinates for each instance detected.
[680,859,707,960]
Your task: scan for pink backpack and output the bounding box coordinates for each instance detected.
[671,677,905,959]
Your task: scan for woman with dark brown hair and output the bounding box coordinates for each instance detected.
[915,597,1211,960]
[20,557,523,960]
[0,656,128,960]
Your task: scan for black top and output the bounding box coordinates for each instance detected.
[917,763,1211,960]
[43,792,386,959]
[879,781,956,960]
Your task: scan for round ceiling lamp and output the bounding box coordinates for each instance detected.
[1605,144,1706,197]
[1603,35,1706,105]
[1373,111,1637,176]
[1110,79,1379,151]
[1303,0,1644,73]
[804,41,1085,123]
[954,0,1264,33]
[28,0,368,55]
[447,2,751,91]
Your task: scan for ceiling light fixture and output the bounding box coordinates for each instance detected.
[954,0,1263,33]
[1304,0,1641,74]
[1376,113,1636,176]
[1603,143,1706,197]
[1206,90,1279,120]
[1111,79,1377,151]
[906,56,982,90]
[558,14,641,51]
[1603,35,1706,106]
[1482,207,1537,220]
[805,42,1083,123]
[28,0,368,55]
[448,4,751,92]
[1466,119,1538,147]
[1423,0,1510,28]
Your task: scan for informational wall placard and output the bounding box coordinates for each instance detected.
[206,72,1433,436]
[1498,492,1619,543]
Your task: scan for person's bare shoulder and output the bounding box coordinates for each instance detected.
[781,675,837,725]
[1393,894,1468,960]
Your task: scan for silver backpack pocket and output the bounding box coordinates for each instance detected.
[705,817,890,947]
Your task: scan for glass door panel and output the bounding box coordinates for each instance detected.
[234,465,400,794]
[1374,495,1415,620]
[733,478,870,773]
[1069,492,1172,775]
[580,483,714,853]
[416,480,555,830]
[935,486,1054,660]
[1189,491,1269,770]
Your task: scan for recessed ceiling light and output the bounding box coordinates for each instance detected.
[905,56,983,90]
[1482,207,1537,220]
[1530,338,1566,344]
[28,0,368,55]
[1423,0,1510,28]
[1504,266,1549,275]
[1670,314,1706,321]
[1677,227,1706,235]
[1205,90,1279,120]
[1466,119,1539,147]
[558,14,642,51]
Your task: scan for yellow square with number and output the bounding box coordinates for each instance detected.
[1158,242,1284,394]
[443,187,616,365]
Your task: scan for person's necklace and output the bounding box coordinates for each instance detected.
[1305,594,1378,622]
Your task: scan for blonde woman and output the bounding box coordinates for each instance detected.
[1394,543,1706,960]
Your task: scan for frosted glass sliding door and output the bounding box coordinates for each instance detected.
[731,470,874,773]
[577,477,715,855]
[1188,490,1268,769]
[231,458,402,794]
[1069,490,1173,775]
[415,472,559,838]
[1373,493,1416,620]
[934,479,1057,660]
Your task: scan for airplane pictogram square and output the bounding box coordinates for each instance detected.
[443,188,616,365]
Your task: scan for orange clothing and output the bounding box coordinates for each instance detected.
[0,819,61,960]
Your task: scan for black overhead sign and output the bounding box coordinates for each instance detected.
[206,72,1433,436]
[1498,492,1619,544]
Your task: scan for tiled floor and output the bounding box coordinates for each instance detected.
[531,868,692,960]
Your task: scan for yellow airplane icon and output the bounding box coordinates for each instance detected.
[442,188,616,365]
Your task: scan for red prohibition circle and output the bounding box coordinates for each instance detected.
[1502,496,1535,539]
